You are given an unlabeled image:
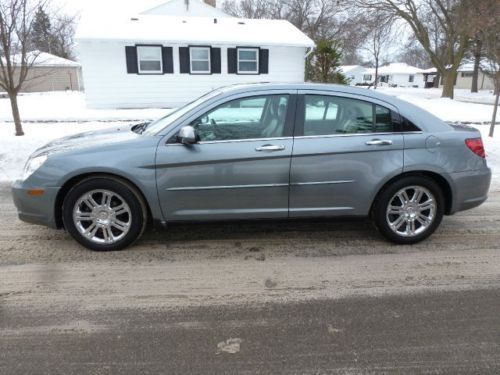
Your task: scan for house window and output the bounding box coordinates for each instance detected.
[363,74,372,81]
[137,46,162,74]
[461,72,473,78]
[190,47,211,74]
[237,48,259,74]
[409,75,414,82]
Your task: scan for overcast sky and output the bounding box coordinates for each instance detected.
[50,0,174,18]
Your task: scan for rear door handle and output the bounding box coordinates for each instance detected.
[255,144,285,152]
[365,139,393,146]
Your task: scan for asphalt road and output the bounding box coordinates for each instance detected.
[1,184,500,374]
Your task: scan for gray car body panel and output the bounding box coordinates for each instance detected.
[12,83,491,229]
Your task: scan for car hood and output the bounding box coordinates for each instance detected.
[32,125,143,157]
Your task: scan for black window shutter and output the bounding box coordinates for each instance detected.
[162,47,174,74]
[227,48,237,74]
[211,48,221,74]
[125,46,138,74]
[259,49,269,74]
[179,47,190,74]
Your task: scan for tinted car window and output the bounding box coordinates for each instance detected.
[191,95,289,141]
[303,95,400,136]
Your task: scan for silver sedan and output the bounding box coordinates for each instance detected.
[12,83,491,250]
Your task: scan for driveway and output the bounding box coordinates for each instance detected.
[1,184,499,374]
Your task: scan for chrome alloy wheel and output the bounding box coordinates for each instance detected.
[72,189,132,244]
[385,185,436,237]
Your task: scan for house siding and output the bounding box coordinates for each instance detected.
[14,66,83,93]
[78,41,306,108]
[454,72,495,90]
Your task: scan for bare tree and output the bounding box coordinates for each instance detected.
[355,0,476,99]
[361,11,394,89]
[397,38,433,69]
[0,0,46,136]
[469,0,498,93]
[481,8,500,137]
[222,0,368,65]
[50,13,77,60]
[470,39,482,93]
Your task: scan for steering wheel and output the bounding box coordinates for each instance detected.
[210,118,220,136]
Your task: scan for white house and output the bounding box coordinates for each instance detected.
[375,63,425,88]
[339,65,367,86]
[76,3,314,109]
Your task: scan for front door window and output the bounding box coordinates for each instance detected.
[190,95,289,142]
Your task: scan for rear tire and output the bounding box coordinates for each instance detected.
[62,177,147,251]
[372,176,444,244]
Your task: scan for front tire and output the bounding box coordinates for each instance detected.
[372,176,444,244]
[62,177,147,251]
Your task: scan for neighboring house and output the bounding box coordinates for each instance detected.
[339,65,367,86]
[419,67,438,88]
[447,61,495,90]
[141,0,228,17]
[76,2,314,109]
[375,63,425,88]
[1,51,82,93]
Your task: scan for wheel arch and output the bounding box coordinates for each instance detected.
[54,172,152,229]
[370,171,453,217]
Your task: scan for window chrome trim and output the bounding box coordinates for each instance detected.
[294,131,423,140]
[166,136,293,146]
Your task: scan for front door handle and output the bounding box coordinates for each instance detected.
[255,144,286,152]
[365,139,393,146]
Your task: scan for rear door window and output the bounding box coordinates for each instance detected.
[302,95,399,136]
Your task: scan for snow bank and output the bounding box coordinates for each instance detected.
[0,92,169,122]
[378,87,496,106]
[0,122,120,181]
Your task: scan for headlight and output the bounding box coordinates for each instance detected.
[22,155,48,180]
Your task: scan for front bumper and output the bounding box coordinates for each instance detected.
[449,167,492,214]
[11,180,60,228]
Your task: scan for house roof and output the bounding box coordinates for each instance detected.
[376,63,423,75]
[339,65,364,74]
[458,59,497,72]
[2,51,80,67]
[420,67,438,74]
[141,0,229,18]
[75,15,315,48]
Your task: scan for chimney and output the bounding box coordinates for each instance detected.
[204,0,216,7]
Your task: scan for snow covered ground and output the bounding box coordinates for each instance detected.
[0,90,498,191]
[378,87,496,123]
[378,87,497,106]
[0,91,167,122]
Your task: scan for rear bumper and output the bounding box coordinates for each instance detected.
[449,167,491,214]
[11,180,60,228]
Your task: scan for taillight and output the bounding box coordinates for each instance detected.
[465,138,485,158]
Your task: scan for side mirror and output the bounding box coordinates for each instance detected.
[177,125,197,145]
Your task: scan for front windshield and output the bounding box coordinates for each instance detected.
[142,89,223,135]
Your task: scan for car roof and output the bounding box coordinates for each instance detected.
[215,82,450,133]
